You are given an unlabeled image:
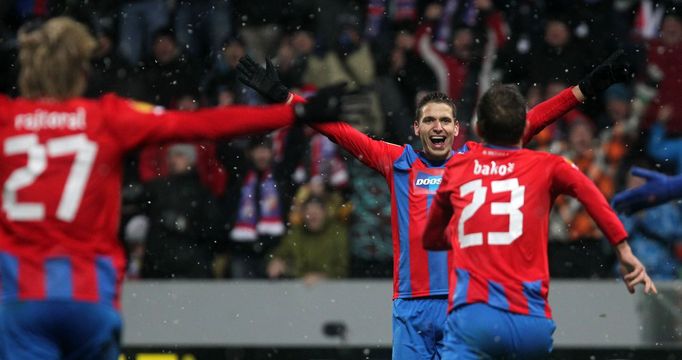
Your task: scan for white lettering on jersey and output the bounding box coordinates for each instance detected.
[415,177,442,186]
[14,108,87,131]
[473,159,515,176]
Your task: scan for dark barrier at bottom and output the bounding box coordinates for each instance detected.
[121,347,682,360]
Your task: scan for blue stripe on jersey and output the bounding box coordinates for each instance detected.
[45,257,73,299]
[453,268,470,308]
[426,195,449,296]
[523,280,546,317]
[487,280,510,310]
[96,256,116,306]
[394,169,412,296]
[0,253,18,302]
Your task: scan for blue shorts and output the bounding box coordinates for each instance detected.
[0,301,122,360]
[442,303,556,360]
[393,297,448,360]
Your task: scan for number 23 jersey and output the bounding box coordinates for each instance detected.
[433,144,627,318]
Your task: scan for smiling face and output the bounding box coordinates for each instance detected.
[414,102,459,161]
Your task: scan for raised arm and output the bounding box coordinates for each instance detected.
[523,86,582,145]
[423,167,455,250]
[523,50,631,145]
[552,157,657,294]
[310,122,403,177]
[288,93,403,176]
[237,56,402,176]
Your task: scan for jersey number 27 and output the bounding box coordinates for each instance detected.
[3,134,98,222]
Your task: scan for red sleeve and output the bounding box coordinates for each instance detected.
[0,94,10,126]
[423,166,455,250]
[522,87,580,145]
[551,157,628,245]
[287,92,403,177]
[311,122,403,177]
[102,94,295,151]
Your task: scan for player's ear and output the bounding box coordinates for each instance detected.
[454,120,459,137]
[413,120,420,136]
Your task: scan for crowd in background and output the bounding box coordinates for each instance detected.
[1,0,681,282]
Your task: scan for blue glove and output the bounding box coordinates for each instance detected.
[612,167,682,214]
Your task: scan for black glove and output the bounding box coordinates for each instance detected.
[578,50,631,98]
[293,83,349,124]
[237,55,290,103]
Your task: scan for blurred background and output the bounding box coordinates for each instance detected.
[1,0,682,359]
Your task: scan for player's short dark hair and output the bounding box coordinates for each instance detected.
[476,84,527,146]
[415,92,457,122]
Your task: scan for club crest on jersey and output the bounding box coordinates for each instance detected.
[129,101,165,115]
[414,172,443,194]
[473,159,515,176]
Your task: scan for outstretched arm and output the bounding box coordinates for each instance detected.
[289,93,403,176]
[552,158,657,294]
[523,50,631,145]
[523,86,582,145]
[237,55,403,176]
[104,85,348,151]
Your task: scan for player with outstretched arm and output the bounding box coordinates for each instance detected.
[0,17,354,360]
[423,84,656,359]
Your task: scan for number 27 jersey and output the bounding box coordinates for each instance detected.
[0,94,295,308]
[432,144,627,318]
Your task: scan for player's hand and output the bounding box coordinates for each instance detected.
[237,55,290,103]
[615,241,657,295]
[293,83,370,124]
[578,50,631,98]
[612,167,670,214]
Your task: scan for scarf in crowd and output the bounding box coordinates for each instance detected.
[309,134,349,188]
[230,170,285,242]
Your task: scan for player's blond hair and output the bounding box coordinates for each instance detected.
[18,17,96,100]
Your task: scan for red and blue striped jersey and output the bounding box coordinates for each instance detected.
[0,94,296,309]
[424,144,627,317]
[313,87,580,299]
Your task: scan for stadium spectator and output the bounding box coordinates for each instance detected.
[133,28,201,108]
[423,84,656,359]
[648,105,682,174]
[303,15,385,135]
[173,0,232,63]
[117,0,170,66]
[267,193,349,283]
[0,16,352,359]
[644,14,682,134]
[549,118,616,278]
[85,25,134,98]
[225,130,306,278]
[137,143,223,279]
[202,35,262,106]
